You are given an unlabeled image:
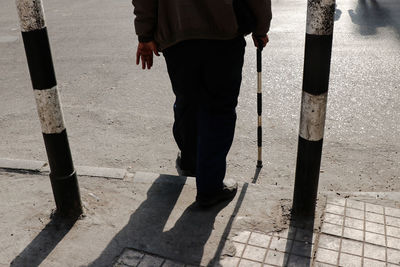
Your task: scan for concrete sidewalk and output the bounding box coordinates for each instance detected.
[1,160,399,267]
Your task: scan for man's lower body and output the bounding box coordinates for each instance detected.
[163,36,246,205]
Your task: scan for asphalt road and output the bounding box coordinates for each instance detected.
[1,0,399,192]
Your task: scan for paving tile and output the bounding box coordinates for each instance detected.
[275,228,297,240]
[365,231,386,246]
[238,259,262,267]
[233,242,246,257]
[326,204,345,215]
[385,207,400,218]
[232,231,251,243]
[319,200,400,267]
[386,216,400,227]
[387,248,400,265]
[294,228,314,243]
[137,255,164,267]
[114,249,144,267]
[363,258,387,267]
[347,200,364,211]
[321,223,343,236]
[328,198,346,207]
[242,245,267,262]
[341,239,363,256]
[343,227,364,241]
[345,217,364,230]
[387,225,400,237]
[286,254,311,267]
[269,236,292,253]
[264,251,288,266]
[366,212,385,224]
[346,208,364,220]
[219,256,240,267]
[364,243,386,261]
[339,253,362,267]
[114,262,131,267]
[314,262,336,267]
[291,240,313,257]
[387,237,400,250]
[365,221,385,235]
[366,203,384,214]
[318,234,340,251]
[324,213,344,226]
[315,248,338,265]
[248,232,271,248]
[162,260,185,267]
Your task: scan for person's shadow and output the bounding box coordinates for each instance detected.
[348,0,400,38]
[88,175,233,266]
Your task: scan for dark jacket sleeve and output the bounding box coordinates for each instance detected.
[132,0,158,42]
[247,0,272,36]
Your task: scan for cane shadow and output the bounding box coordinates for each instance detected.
[208,183,248,266]
[10,216,78,267]
[88,174,235,267]
[252,167,262,184]
[163,198,233,265]
[348,0,400,38]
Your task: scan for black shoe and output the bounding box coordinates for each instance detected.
[176,152,196,177]
[196,179,238,208]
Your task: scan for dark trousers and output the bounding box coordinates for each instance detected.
[163,37,246,195]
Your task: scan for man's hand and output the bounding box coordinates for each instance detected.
[136,41,159,70]
[252,34,269,49]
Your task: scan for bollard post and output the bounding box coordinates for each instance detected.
[292,0,336,217]
[16,0,83,218]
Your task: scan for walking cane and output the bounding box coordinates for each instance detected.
[256,39,264,169]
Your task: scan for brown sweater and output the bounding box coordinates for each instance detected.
[132,0,272,51]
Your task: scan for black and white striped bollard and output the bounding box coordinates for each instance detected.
[292,0,335,217]
[16,0,83,218]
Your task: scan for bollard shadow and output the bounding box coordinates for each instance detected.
[209,183,316,266]
[281,214,316,266]
[10,216,78,267]
[348,0,400,38]
[88,174,237,267]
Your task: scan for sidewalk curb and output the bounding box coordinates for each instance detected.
[0,158,129,180]
[0,158,46,173]
[1,157,399,203]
